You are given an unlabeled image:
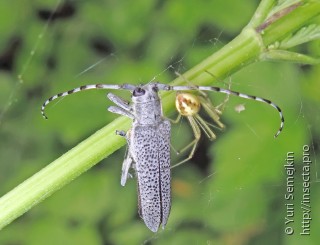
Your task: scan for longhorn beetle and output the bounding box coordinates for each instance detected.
[41,82,284,232]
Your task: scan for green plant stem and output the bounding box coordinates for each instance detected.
[248,0,276,28]
[0,117,131,229]
[1,0,320,231]
[261,0,320,45]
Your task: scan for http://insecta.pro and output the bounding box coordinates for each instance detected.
[41,82,284,232]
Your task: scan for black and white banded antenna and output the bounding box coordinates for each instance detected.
[164,84,284,138]
[41,82,284,137]
[41,83,136,119]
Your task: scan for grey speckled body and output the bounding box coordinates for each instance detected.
[131,123,171,231]
[41,82,173,232]
[110,84,171,232]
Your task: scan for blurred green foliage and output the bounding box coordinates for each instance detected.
[0,0,319,244]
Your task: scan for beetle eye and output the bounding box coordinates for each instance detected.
[152,86,159,93]
[133,87,145,97]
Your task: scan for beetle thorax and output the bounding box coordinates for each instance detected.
[132,85,163,125]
